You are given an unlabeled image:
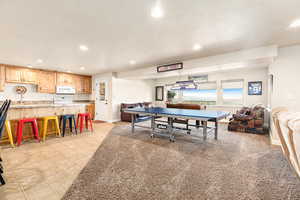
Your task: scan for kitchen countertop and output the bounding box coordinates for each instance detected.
[10,103,93,109]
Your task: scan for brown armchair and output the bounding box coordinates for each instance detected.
[228,106,266,134]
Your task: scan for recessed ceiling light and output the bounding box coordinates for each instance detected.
[151,1,164,18]
[36,59,43,64]
[289,19,300,28]
[193,44,203,51]
[27,65,33,68]
[129,60,136,65]
[80,66,85,70]
[79,45,89,51]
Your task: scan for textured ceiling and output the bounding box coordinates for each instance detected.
[0,0,299,75]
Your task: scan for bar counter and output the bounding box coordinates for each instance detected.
[1,102,94,145]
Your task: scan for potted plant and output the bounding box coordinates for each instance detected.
[167,91,176,102]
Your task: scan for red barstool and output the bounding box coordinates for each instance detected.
[76,113,93,133]
[16,118,40,146]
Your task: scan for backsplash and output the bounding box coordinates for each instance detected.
[0,83,91,102]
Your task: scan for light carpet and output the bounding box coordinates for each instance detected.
[63,124,300,200]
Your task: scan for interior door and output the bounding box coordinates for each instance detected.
[95,79,110,121]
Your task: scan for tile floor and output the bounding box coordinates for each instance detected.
[0,122,115,200]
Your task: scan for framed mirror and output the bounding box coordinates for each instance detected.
[155,86,164,101]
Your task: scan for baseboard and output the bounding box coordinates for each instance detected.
[93,119,121,123]
[107,119,121,123]
[93,120,106,123]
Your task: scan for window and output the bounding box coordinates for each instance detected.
[181,89,217,105]
[221,79,244,105]
[164,79,245,105]
[182,81,217,105]
[166,81,217,105]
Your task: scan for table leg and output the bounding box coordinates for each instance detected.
[168,118,175,142]
[203,121,207,140]
[150,116,155,138]
[131,114,135,133]
[196,120,200,129]
[215,120,218,140]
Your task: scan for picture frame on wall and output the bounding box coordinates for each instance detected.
[248,81,262,95]
[157,62,183,73]
[155,86,164,101]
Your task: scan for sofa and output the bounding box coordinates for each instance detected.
[120,102,151,122]
[228,106,266,134]
[272,108,300,178]
[166,103,206,129]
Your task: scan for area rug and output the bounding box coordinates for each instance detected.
[62,123,300,200]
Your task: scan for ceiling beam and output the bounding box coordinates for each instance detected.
[116,45,278,80]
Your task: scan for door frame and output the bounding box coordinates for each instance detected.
[95,79,111,122]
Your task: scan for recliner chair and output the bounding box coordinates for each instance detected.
[228,106,266,134]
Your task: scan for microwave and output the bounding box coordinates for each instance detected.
[56,86,76,94]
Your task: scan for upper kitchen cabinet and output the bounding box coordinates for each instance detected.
[84,76,92,94]
[5,66,37,84]
[37,70,56,93]
[56,72,74,87]
[0,65,5,91]
[74,75,82,93]
[74,75,92,94]
[5,66,22,83]
[22,68,38,83]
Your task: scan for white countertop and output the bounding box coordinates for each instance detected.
[10,103,92,109]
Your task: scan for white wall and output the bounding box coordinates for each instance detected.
[111,78,153,121]
[269,45,300,111]
[93,72,153,122]
[153,67,269,107]
[0,83,91,102]
[269,45,300,144]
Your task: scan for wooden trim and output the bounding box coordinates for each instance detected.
[93,120,106,123]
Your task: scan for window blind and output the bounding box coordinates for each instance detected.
[197,81,217,90]
[221,79,244,89]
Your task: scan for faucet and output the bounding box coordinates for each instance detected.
[19,94,24,104]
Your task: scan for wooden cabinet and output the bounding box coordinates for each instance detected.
[3,65,92,94]
[5,66,22,83]
[22,69,37,84]
[84,77,92,93]
[37,70,56,93]
[0,65,5,91]
[74,75,82,93]
[56,72,74,87]
[86,103,95,119]
[56,73,91,94]
[75,75,92,94]
[5,66,37,84]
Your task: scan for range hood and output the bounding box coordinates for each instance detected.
[56,86,76,94]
